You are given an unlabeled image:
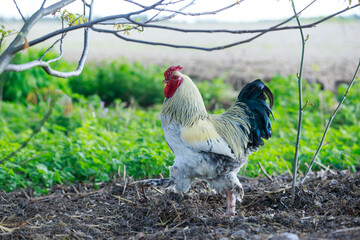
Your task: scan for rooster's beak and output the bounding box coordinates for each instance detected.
[162,79,169,84]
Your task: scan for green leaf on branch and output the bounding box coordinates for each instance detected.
[113,23,141,35]
[54,9,88,26]
[0,25,16,49]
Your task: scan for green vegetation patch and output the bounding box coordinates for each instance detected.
[0,53,359,193]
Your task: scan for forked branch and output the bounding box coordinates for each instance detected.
[5,0,94,78]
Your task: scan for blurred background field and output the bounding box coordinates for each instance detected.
[2,18,360,90]
[0,17,359,193]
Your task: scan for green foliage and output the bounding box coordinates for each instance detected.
[197,78,233,108]
[69,61,165,107]
[0,98,173,193]
[1,54,359,192]
[69,60,233,107]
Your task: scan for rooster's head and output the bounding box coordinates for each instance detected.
[163,65,184,98]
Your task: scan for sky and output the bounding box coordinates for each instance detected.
[0,0,359,22]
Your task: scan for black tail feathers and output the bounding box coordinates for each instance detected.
[237,79,274,149]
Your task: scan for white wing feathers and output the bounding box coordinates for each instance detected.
[180,119,236,159]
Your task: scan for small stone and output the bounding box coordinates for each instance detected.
[269,232,299,240]
[231,229,246,239]
[216,228,229,236]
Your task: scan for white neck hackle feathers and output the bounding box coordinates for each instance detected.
[161,72,252,159]
[162,73,208,126]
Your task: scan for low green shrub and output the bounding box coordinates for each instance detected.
[69,61,165,107]
[2,49,233,109]
[0,98,173,193]
[1,67,359,192]
[69,61,233,107]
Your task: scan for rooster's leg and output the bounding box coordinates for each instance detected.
[226,190,236,216]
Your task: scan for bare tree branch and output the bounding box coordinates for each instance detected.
[40,0,93,78]
[124,0,242,17]
[6,0,94,78]
[81,0,91,8]
[158,0,187,5]
[147,0,195,23]
[6,0,168,55]
[20,2,359,55]
[98,3,359,34]
[0,0,76,74]
[144,0,181,23]
[120,0,192,23]
[90,0,317,51]
[122,0,313,33]
[1,0,358,78]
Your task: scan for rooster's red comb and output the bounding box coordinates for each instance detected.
[164,65,183,79]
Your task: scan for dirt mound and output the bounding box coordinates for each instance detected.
[1,170,359,239]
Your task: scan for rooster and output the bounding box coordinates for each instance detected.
[139,65,274,216]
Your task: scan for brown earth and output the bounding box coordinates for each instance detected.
[1,170,359,240]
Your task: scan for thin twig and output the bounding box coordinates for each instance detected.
[141,185,149,200]
[290,0,306,207]
[146,0,195,23]
[81,0,90,8]
[135,184,141,200]
[12,0,26,22]
[257,161,273,181]
[39,18,66,62]
[100,0,316,34]
[279,156,292,177]
[125,0,241,18]
[299,59,360,184]
[122,165,128,195]
[172,202,181,221]
[0,98,56,164]
[112,195,136,204]
[145,0,172,23]
[40,0,47,9]
[90,0,318,51]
